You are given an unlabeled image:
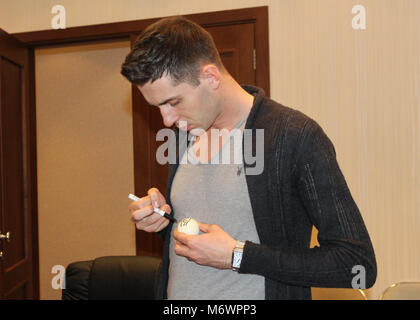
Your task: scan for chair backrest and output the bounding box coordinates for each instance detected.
[311,287,368,300]
[89,255,162,300]
[380,282,420,300]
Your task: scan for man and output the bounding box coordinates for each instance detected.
[121,16,377,300]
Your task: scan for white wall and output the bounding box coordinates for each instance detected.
[1,0,419,300]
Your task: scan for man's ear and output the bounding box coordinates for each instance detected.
[200,64,221,89]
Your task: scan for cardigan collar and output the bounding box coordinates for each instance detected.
[241,85,266,130]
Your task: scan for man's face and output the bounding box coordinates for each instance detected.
[138,73,220,136]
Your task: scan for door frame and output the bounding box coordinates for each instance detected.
[12,5,270,297]
[14,6,269,95]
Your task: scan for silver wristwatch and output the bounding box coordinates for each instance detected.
[232,240,245,271]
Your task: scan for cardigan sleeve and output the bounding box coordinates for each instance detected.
[239,122,377,289]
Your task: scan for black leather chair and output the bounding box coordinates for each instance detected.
[62,255,162,300]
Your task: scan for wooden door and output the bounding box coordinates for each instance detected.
[132,16,268,257]
[0,29,36,299]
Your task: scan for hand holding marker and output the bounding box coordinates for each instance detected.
[128,193,177,223]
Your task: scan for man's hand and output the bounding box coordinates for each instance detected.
[173,223,237,269]
[128,187,172,232]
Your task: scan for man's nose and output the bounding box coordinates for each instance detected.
[159,105,179,127]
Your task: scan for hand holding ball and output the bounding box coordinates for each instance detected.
[177,217,200,235]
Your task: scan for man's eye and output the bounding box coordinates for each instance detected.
[170,101,179,107]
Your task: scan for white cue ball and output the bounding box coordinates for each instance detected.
[177,217,200,235]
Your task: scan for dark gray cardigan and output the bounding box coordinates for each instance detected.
[155,86,377,299]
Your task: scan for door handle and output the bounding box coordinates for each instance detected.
[0,231,10,242]
[0,251,3,259]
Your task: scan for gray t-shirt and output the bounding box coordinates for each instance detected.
[167,119,265,300]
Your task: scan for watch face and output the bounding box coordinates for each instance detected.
[233,252,242,267]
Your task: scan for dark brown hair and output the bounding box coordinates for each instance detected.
[121,16,225,87]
